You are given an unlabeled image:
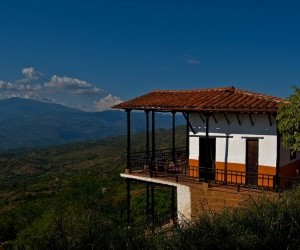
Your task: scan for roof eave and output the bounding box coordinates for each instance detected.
[111,105,278,113]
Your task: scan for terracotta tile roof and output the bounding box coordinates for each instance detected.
[112,86,284,113]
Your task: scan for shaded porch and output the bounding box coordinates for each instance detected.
[123,107,300,191]
[128,147,300,191]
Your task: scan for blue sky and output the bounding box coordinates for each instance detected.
[0,0,299,111]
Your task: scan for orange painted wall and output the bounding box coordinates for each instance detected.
[215,162,246,184]
[257,165,276,187]
[189,159,198,167]
[189,159,276,188]
[189,159,199,178]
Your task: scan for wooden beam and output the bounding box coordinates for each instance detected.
[126,109,131,170]
[151,111,156,177]
[198,113,205,123]
[127,179,131,224]
[249,114,254,126]
[182,112,196,134]
[241,136,264,139]
[205,114,210,182]
[151,185,155,224]
[145,110,150,156]
[190,135,233,138]
[268,113,273,126]
[236,113,241,125]
[171,187,176,222]
[212,114,218,124]
[275,126,280,191]
[185,112,190,158]
[172,111,176,162]
[224,113,230,125]
[146,183,150,222]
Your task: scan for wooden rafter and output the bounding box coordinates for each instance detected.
[249,114,254,126]
[198,113,205,123]
[268,113,273,126]
[224,113,230,125]
[182,112,196,134]
[236,113,241,125]
[212,114,218,123]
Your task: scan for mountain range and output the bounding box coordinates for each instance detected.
[0,98,184,152]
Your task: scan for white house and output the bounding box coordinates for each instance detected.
[113,86,300,223]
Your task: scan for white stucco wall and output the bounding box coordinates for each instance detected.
[189,113,278,167]
[120,174,192,223]
[176,185,192,222]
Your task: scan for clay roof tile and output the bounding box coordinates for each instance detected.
[112,86,284,113]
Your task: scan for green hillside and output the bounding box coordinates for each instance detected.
[0,97,184,152]
[0,126,186,248]
[2,126,300,249]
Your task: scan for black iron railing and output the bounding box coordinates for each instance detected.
[127,150,300,191]
[129,147,187,172]
[212,168,275,190]
[154,165,276,190]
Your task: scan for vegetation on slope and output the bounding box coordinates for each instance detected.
[0,136,127,247]
[1,125,300,249]
[163,188,300,249]
[0,126,186,248]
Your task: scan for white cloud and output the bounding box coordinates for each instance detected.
[15,67,43,84]
[94,94,123,111]
[22,67,42,81]
[0,67,123,112]
[22,91,41,99]
[186,59,200,65]
[0,80,42,91]
[0,80,7,89]
[71,87,103,96]
[45,75,93,89]
[185,55,200,65]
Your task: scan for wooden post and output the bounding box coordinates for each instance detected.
[151,111,156,177]
[171,187,176,223]
[126,179,131,224]
[146,110,150,157]
[186,112,190,158]
[151,185,155,224]
[172,111,176,162]
[126,109,132,171]
[205,114,210,182]
[146,183,150,221]
[224,136,229,183]
[275,126,280,191]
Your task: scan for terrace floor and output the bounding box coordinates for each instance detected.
[121,170,278,220]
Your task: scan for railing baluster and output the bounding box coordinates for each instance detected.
[128,149,300,192]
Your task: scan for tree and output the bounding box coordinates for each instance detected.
[277,87,300,153]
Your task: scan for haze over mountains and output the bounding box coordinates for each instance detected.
[0,98,184,152]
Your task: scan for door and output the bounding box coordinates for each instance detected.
[246,139,258,185]
[199,138,216,180]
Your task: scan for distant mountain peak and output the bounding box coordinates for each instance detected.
[0,98,184,152]
[0,97,83,114]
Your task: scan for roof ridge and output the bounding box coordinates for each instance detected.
[151,86,284,102]
[152,86,235,93]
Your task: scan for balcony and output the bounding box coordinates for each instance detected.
[126,148,300,191]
